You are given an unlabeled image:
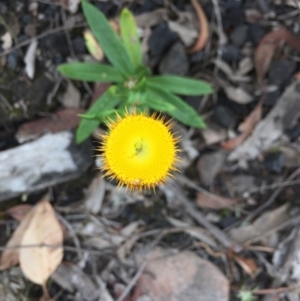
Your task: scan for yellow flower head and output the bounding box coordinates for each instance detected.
[99,110,179,191]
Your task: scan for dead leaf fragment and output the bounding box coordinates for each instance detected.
[1,32,13,51]
[84,30,104,61]
[230,204,290,246]
[24,39,38,79]
[255,28,300,82]
[196,191,238,209]
[0,205,36,270]
[84,174,106,214]
[135,248,229,301]
[61,81,81,108]
[51,263,99,299]
[188,0,209,52]
[6,204,33,222]
[222,102,262,150]
[19,200,63,285]
[224,86,253,104]
[233,254,258,276]
[16,108,84,143]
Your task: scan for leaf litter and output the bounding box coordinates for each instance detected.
[3,1,300,301]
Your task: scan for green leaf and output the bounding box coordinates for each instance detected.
[148,75,213,96]
[76,86,121,143]
[58,63,124,83]
[147,86,206,128]
[120,8,142,69]
[145,97,177,112]
[82,0,134,76]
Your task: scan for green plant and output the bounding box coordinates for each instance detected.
[58,0,213,143]
[236,287,257,301]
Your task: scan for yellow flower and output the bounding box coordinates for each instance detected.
[99,110,179,191]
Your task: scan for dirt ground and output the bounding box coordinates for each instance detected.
[2,0,300,301]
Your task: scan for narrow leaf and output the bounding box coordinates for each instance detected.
[82,0,134,76]
[76,86,121,143]
[147,86,206,128]
[120,8,142,69]
[58,63,123,83]
[148,75,213,96]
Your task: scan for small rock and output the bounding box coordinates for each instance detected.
[264,89,281,106]
[41,33,69,56]
[268,59,297,89]
[21,14,33,25]
[148,22,178,57]
[221,44,242,63]
[229,174,257,195]
[135,0,164,14]
[248,23,266,45]
[230,25,249,47]
[224,0,245,29]
[264,152,285,173]
[159,42,189,75]
[189,51,205,63]
[24,24,36,37]
[135,248,229,301]
[6,52,21,70]
[212,106,237,128]
[0,3,7,14]
[72,36,86,56]
[184,96,202,110]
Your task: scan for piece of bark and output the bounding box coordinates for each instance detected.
[0,131,92,201]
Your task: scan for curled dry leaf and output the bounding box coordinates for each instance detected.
[84,30,104,61]
[255,28,300,83]
[19,199,63,286]
[188,0,209,53]
[222,102,262,150]
[233,254,258,276]
[196,191,238,209]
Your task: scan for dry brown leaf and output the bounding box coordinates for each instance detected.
[188,0,209,53]
[16,108,84,143]
[222,102,262,150]
[233,254,257,276]
[135,248,229,301]
[19,200,63,286]
[196,191,238,209]
[6,204,33,222]
[255,28,300,82]
[0,205,36,270]
[229,204,290,245]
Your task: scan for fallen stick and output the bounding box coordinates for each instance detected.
[0,131,93,201]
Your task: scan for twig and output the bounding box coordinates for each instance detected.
[171,182,242,252]
[244,167,300,223]
[0,22,86,58]
[116,232,165,301]
[56,212,83,260]
[60,6,76,58]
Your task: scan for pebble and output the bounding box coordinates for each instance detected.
[184,96,202,110]
[221,44,242,63]
[268,59,297,89]
[72,37,87,56]
[148,22,178,58]
[264,89,281,106]
[230,25,249,47]
[134,0,164,14]
[212,106,237,128]
[264,152,285,173]
[6,52,21,70]
[159,42,189,75]
[189,51,205,64]
[248,23,266,45]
